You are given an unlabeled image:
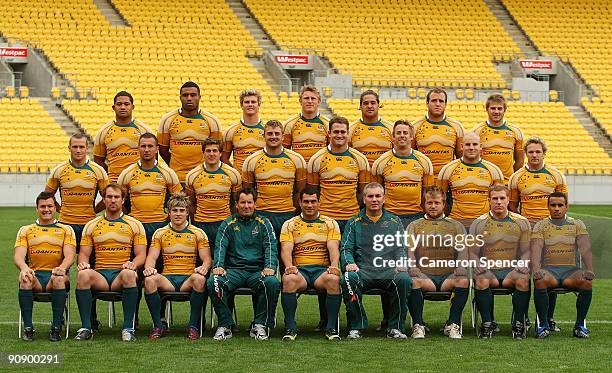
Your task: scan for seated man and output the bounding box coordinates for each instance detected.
[280,187,342,341]
[470,185,531,339]
[14,192,75,341]
[340,182,412,339]
[406,186,469,339]
[143,192,212,340]
[531,192,594,339]
[74,183,147,341]
[207,187,280,341]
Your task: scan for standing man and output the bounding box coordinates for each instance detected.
[143,193,212,340]
[372,120,434,227]
[207,188,280,341]
[470,185,532,339]
[279,188,342,341]
[74,184,147,342]
[243,119,307,238]
[340,182,412,340]
[438,132,504,228]
[406,186,469,339]
[14,192,75,341]
[531,192,594,339]
[472,94,524,182]
[307,116,370,233]
[283,85,330,163]
[412,88,465,179]
[94,91,153,182]
[349,90,393,166]
[158,81,223,182]
[186,138,242,254]
[222,88,265,172]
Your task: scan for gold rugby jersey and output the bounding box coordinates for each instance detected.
[280,214,341,266]
[185,163,242,223]
[349,118,393,165]
[15,221,76,271]
[532,216,588,267]
[412,115,465,176]
[509,164,568,221]
[223,120,265,173]
[283,113,329,163]
[150,223,209,275]
[472,120,524,181]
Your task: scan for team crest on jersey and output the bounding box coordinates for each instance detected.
[505,131,513,137]
[234,226,240,231]
[348,159,356,168]
[283,159,292,168]
[252,225,259,235]
[381,221,389,228]
[156,174,164,181]
[187,235,193,241]
[119,225,128,232]
[317,124,324,131]
[445,128,453,135]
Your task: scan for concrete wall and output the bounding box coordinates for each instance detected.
[11,48,54,97]
[550,62,581,106]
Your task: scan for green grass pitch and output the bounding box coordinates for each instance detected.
[0,206,610,372]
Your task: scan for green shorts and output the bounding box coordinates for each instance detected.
[257,210,294,239]
[63,223,85,253]
[544,266,581,285]
[35,270,52,290]
[425,272,452,291]
[399,213,424,228]
[143,221,168,247]
[490,268,514,284]
[96,269,122,287]
[193,220,223,253]
[166,274,190,291]
[297,265,327,289]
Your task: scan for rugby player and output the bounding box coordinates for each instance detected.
[186,138,242,254]
[406,186,469,339]
[279,187,342,341]
[412,88,465,179]
[243,119,307,238]
[340,182,412,339]
[94,91,153,182]
[207,187,280,341]
[222,88,265,172]
[438,132,504,228]
[470,185,531,339]
[14,192,75,341]
[349,90,393,166]
[158,81,222,182]
[307,116,370,233]
[74,183,147,341]
[143,193,212,340]
[472,94,524,182]
[531,192,594,339]
[282,85,330,163]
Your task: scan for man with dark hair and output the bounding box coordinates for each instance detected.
[207,187,280,341]
[531,192,594,339]
[14,192,76,341]
[158,81,222,182]
[349,90,393,166]
[94,91,153,182]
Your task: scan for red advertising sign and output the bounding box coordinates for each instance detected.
[519,60,552,69]
[275,55,309,65]
[0,47,28,58]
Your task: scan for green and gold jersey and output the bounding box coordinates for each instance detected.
[283,113,329,163]
[349,118,393,166]
[185,163,242,223]
[280,214,341,267]
[82,214,147,270]
[532,216,588,267]
[407,215,465,275]
[412,115,465,176]
[509,164,568,222]
[93,119,153,182]
[469,212,531,268]
[47,159,109,224]
[158,108,222,181]
[117,160,182,223]
[307,146,370,221]
[223,120,265,172]
[371,149,434,216]
[15,221,76,271]
[243,148,306,213]
[472,120,524,181]
[150,223,209,275]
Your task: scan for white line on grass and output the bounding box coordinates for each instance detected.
[569,213,612,220]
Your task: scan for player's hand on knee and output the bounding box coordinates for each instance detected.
[584,270,595,281]
[515,266,529,275]
[533,269,545,280]
[122,261,136,271]
[261,268,275,276]
[474,266,486,275]
[345,263,359,272]
[195,266,208,276]
[408,267,421,277]
[284,266,298,275]
[143,267,157,277]
[396,266,408,273]
[212,267,226,276]
[19,268,34,282]
[52,267,66,276]
[327,266,341,276]
[77,262,90,271]
[454,267,467,277]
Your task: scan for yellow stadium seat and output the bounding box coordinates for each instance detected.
[511,90,521,101]
[51,86,61,99]
[19,86,29,98]
[455,89,464,100]
[6,86,15,98]
[465,88,475,100]
[549,90,559,102]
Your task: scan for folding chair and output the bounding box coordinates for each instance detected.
[92,291,130,328]
[470,286,527,337]
[159,291,205,337]
[18,288,71,339]
[422,290,465,335]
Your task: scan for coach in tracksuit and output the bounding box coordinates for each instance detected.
[341,182,412,340]
[207,187,280,341]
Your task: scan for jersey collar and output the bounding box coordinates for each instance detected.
[488,211,510,221]
[360,116,382,125]
[300,212,320,222]
[178,107,202,117]
[69,158,90,169]
[104,211,124,221]
[204,162,222,172]
[461,157,482,166]
[240,117,262,127]
[327,144,349,155]
[113,119,135,127]
[138,159,158,171]
[169,221,190,232]
[392,148,413,158]
[300,112,320,121]
[36,219,58,227]
[424,213,445,220]
[486,119,506,127]
[425,113,446,123]
[525,163,546,172]
[264,146,284,157]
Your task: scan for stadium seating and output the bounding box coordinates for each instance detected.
[0,98,70,173]
[327,98,612,174]
[243,0,520,88]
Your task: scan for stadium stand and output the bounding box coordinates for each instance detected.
[243,0,520,88]
[0,98,70,173]
[328,98,612,175]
